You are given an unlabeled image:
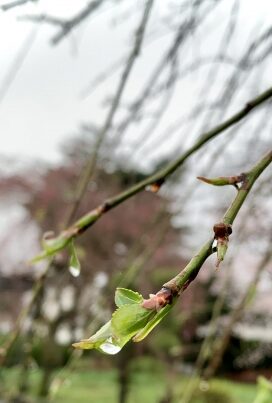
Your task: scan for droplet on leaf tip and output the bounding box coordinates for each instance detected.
[69,265,80,277]
[99,337,121,355]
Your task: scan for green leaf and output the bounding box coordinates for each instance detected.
[42,234,69,254]
[133,303,173,342]
[115,288,143,307]
[73,321,112,350]
[72,320,131,355]
[197,176,231,186]
[68,240,81,277]
[73,289,165,355]
[112,304,155,338]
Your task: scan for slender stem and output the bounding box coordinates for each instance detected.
[66,0,154,224]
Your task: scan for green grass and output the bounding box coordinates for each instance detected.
[0,367,258,403]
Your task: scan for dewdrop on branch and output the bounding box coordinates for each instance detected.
[68,240,81,277]
[145,178,165,193]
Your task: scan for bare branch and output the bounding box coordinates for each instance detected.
[0,26,39,104]
[1,0,36,11]
[67,0,154,224]
[32,86,272,257]
[20,0,108,45]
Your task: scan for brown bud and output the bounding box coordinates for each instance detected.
[213,222,232,239]
[100,201,110,213]
[142,287,173,311]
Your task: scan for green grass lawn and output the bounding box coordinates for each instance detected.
[0,367,259,403]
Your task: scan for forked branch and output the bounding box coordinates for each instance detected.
[31,86,272,263]
[73,149,272,353]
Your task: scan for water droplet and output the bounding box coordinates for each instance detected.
[145,180,163,193]
[69,266,80,277]
[69,240,81,276]
[99,337,121,355]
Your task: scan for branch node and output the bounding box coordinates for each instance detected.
[142,286,176,311]
[245,102,253,112]
[100,200,111,213]
[213,222,232,238]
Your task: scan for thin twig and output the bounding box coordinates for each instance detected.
[0,26,39,104]
[1,0,35,11]
[20,0,107,45]
[113,0,220,145]
[66,0,154,224]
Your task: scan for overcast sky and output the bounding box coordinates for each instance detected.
[0,0,271,167]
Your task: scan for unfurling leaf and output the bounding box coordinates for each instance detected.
[68,240,81,277]
[112,304,155,338]
[42,233,69,254]
[73,288,160,355]
[197,175,243,187]
[115,288,143,307]
[30,233,69,263]
[72,319,129,355]
[133,303,173,342]
[73,321,112,350]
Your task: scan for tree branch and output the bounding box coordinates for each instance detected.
[32,86,272,262]
[0,0,36,11]
[161,149,271,295]
[20,0,108,45]
[73,149,272,352]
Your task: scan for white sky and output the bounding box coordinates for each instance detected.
[0,0,271,166]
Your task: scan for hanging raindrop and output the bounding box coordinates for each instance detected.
[99,337,121,355]
[69,240,81,277]
[69,265,80,277]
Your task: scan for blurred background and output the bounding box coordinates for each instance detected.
[0,0,272,402]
